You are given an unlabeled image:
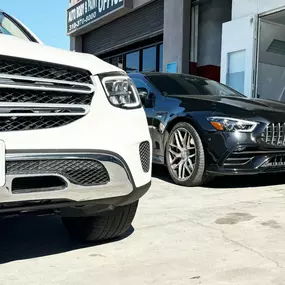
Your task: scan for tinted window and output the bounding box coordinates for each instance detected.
[126,51,139,73]
[147,74,244,97]
[0,13,30,41]
[132,78,149,91]
[142,46,156,72]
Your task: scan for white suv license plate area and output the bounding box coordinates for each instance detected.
[0,140,5,187]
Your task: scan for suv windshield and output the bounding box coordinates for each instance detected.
[146,73,245,97]
[0,12,31,41]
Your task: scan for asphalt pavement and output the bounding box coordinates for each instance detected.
[1,167,285,284]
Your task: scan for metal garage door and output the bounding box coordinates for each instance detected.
[82,0,164,55]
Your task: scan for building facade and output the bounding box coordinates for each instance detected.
[67,0,285,102]
[67,0,231,82]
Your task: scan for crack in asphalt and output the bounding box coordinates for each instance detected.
[190,220,285,270]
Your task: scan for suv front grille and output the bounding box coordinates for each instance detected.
[7,159,110,186]
[0,57,92,83]
[0,56,94,131]
[262,123,285,146]
[139,141,150,173]
[0,116,82,132]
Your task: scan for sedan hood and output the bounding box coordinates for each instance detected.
[0,34,121,75]
[168,94,285,122]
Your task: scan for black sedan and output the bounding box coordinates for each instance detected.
[129,72,285,187]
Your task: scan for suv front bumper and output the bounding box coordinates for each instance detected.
[0,150,151,209]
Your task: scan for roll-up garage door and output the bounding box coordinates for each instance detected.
[82,0,164,55]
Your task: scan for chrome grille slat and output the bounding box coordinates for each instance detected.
[262,123,285,146]
[282,123,285,145]
[0,57,94,131]
[271,123,275,144]
[265,125,269,142]
[0,74,94,94]
[277,123,281,145]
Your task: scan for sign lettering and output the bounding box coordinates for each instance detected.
[67,0,124,34]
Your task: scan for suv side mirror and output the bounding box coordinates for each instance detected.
[145,92,155,108]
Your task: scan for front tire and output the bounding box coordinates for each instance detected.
[165,122,207,187]
[62,201,138,242]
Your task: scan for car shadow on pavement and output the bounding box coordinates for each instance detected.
[152,165,285,188]
[0,215,134,264]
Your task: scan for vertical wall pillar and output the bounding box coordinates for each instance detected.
[70,36,82,52]
[163,0,191,73]
[197,0,232,81]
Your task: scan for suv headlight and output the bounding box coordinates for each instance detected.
[207,116,258,132]
[100,74,141,109]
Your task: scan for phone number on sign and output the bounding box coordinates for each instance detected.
[69,12,97,31]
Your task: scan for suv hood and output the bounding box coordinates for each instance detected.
[0,34,121,75]
[168,94,285,122]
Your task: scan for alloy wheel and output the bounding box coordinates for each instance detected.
[168,127,196,181]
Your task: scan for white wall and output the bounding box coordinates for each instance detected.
[232,0,285,19]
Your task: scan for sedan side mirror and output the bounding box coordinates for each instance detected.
[137,87,148,103]
[137,87,155,108]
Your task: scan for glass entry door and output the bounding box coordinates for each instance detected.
[220,15,258,98]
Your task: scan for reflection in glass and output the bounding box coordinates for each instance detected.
[142,46,156,72]
[126,51,139,73]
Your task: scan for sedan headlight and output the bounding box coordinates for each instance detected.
[207,116,258,132]
[101,75,141,109]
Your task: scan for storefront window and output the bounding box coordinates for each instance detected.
[102,42,163,73]
[126,51,139,73]
[142,46,156,72]
[159,44,163,72]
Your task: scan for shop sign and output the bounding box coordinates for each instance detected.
[67,0,125,35]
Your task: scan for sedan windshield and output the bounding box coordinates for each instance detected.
[146,73,245,97]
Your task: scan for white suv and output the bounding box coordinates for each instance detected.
[0,11,151,242]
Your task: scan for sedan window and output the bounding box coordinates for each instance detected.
[147,74,245,97]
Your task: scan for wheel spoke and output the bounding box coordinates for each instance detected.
[169,148,181,157]
[184,162,192,175]
[178,161,183,179]
[177,130,185,148]
[182,162,186,178]
[174,132,183,150]
[183,131,188,147]
[187,158,194,171]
